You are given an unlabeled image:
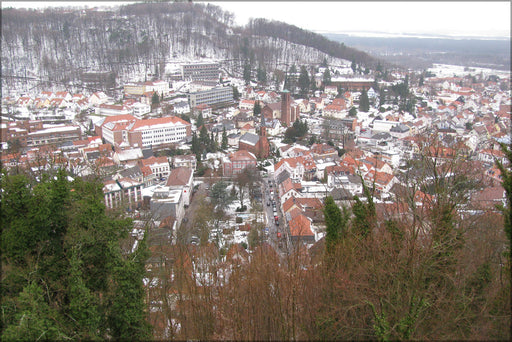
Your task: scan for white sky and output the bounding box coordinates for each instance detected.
[2,1,511,38]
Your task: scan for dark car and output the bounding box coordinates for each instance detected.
[267,201,270,206]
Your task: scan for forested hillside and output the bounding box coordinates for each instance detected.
[1,2,377,88]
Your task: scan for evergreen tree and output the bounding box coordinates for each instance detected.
[298,65,310,97]
[196,111,204,128]
[199,124,209,146]
[0,169,150,340]
[324,196,349,253]
[257,66,267,84]
[243,62,251,85]
[253,101,261,116]
[359,89,370,112]
[322,68,331,87]
[191,131,201,158]
[152,91,160,105]
[352,180,376,238]
[321,57,329,68]
[221,127,228,150]
[232,86,240,101]
[496,143,512,251]
[349,106,358,117]
[351,59,357,74]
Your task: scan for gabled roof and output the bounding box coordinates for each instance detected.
[289,214,314,237]
[141,156,168,167]
[229,150,257,162]
[166,167,193,186]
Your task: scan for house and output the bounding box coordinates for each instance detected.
[274,157,308,182]
[222,150,257,177]
[140,156,170,180]
[324,85,338,96]
[477,149,507,166]
[239,99,256,111]
[323,104,345,118]
[277,177,302,203]
[54,91,72,102]
[364,171,399,193]
[288,214,315,244]
[132,102,151,118]
[194,103,212,118]
[89,91,109,105]
[113,148,144,166]
[166,167,194,206]
[172,155,197,170]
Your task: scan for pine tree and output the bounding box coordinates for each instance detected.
[196,111,204,128]
[0,169,150,340]
[253,101,261,116]
[298,65,310,97]
[221,127,228,150]
[322,68,331,87]
[359,89,370,112]
[243,62,251,85]
[324,196,349,253]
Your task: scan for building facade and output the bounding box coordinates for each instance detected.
[188,86,234,108]
[181,63,220,81]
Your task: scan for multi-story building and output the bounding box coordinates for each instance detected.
[95,114,138,146]
[1,120,81,148]
[172,155,197,170]
[222,150,257,177]
[140,156,171,180]
[97,104,132,116]
[27,124,82,147]
[132,102,151,118]
[103,177,143,210]
[166,167,194,206]
[127,116,191,148]
[181,62,220,81]
[188,86,233,108]
[97,115,191,149]
[124,80,170,97]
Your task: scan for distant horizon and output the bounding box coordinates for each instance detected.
[316,30,511,41]
[2,1,510,40]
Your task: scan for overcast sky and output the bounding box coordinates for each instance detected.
[2,1,510,38]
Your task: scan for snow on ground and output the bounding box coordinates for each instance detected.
[428,63,510,78]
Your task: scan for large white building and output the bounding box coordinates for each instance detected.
[128,116,191,148]
[96,115,191,148]
[188,86,233,108]
[181,62,219,81]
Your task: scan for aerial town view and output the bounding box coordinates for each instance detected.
[1,1,510,340]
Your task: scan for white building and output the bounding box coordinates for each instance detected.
[132,102,151,118]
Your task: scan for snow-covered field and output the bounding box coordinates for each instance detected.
[427,63,511,79]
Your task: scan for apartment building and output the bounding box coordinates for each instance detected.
[188,86,233,108]
[181,62,220,81]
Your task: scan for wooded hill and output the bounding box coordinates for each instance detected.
[1,2,377,87]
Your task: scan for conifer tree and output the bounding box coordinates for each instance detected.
[221,127,228,150]
[323,196,349,253]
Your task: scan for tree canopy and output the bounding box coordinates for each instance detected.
[0,169,151,340]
